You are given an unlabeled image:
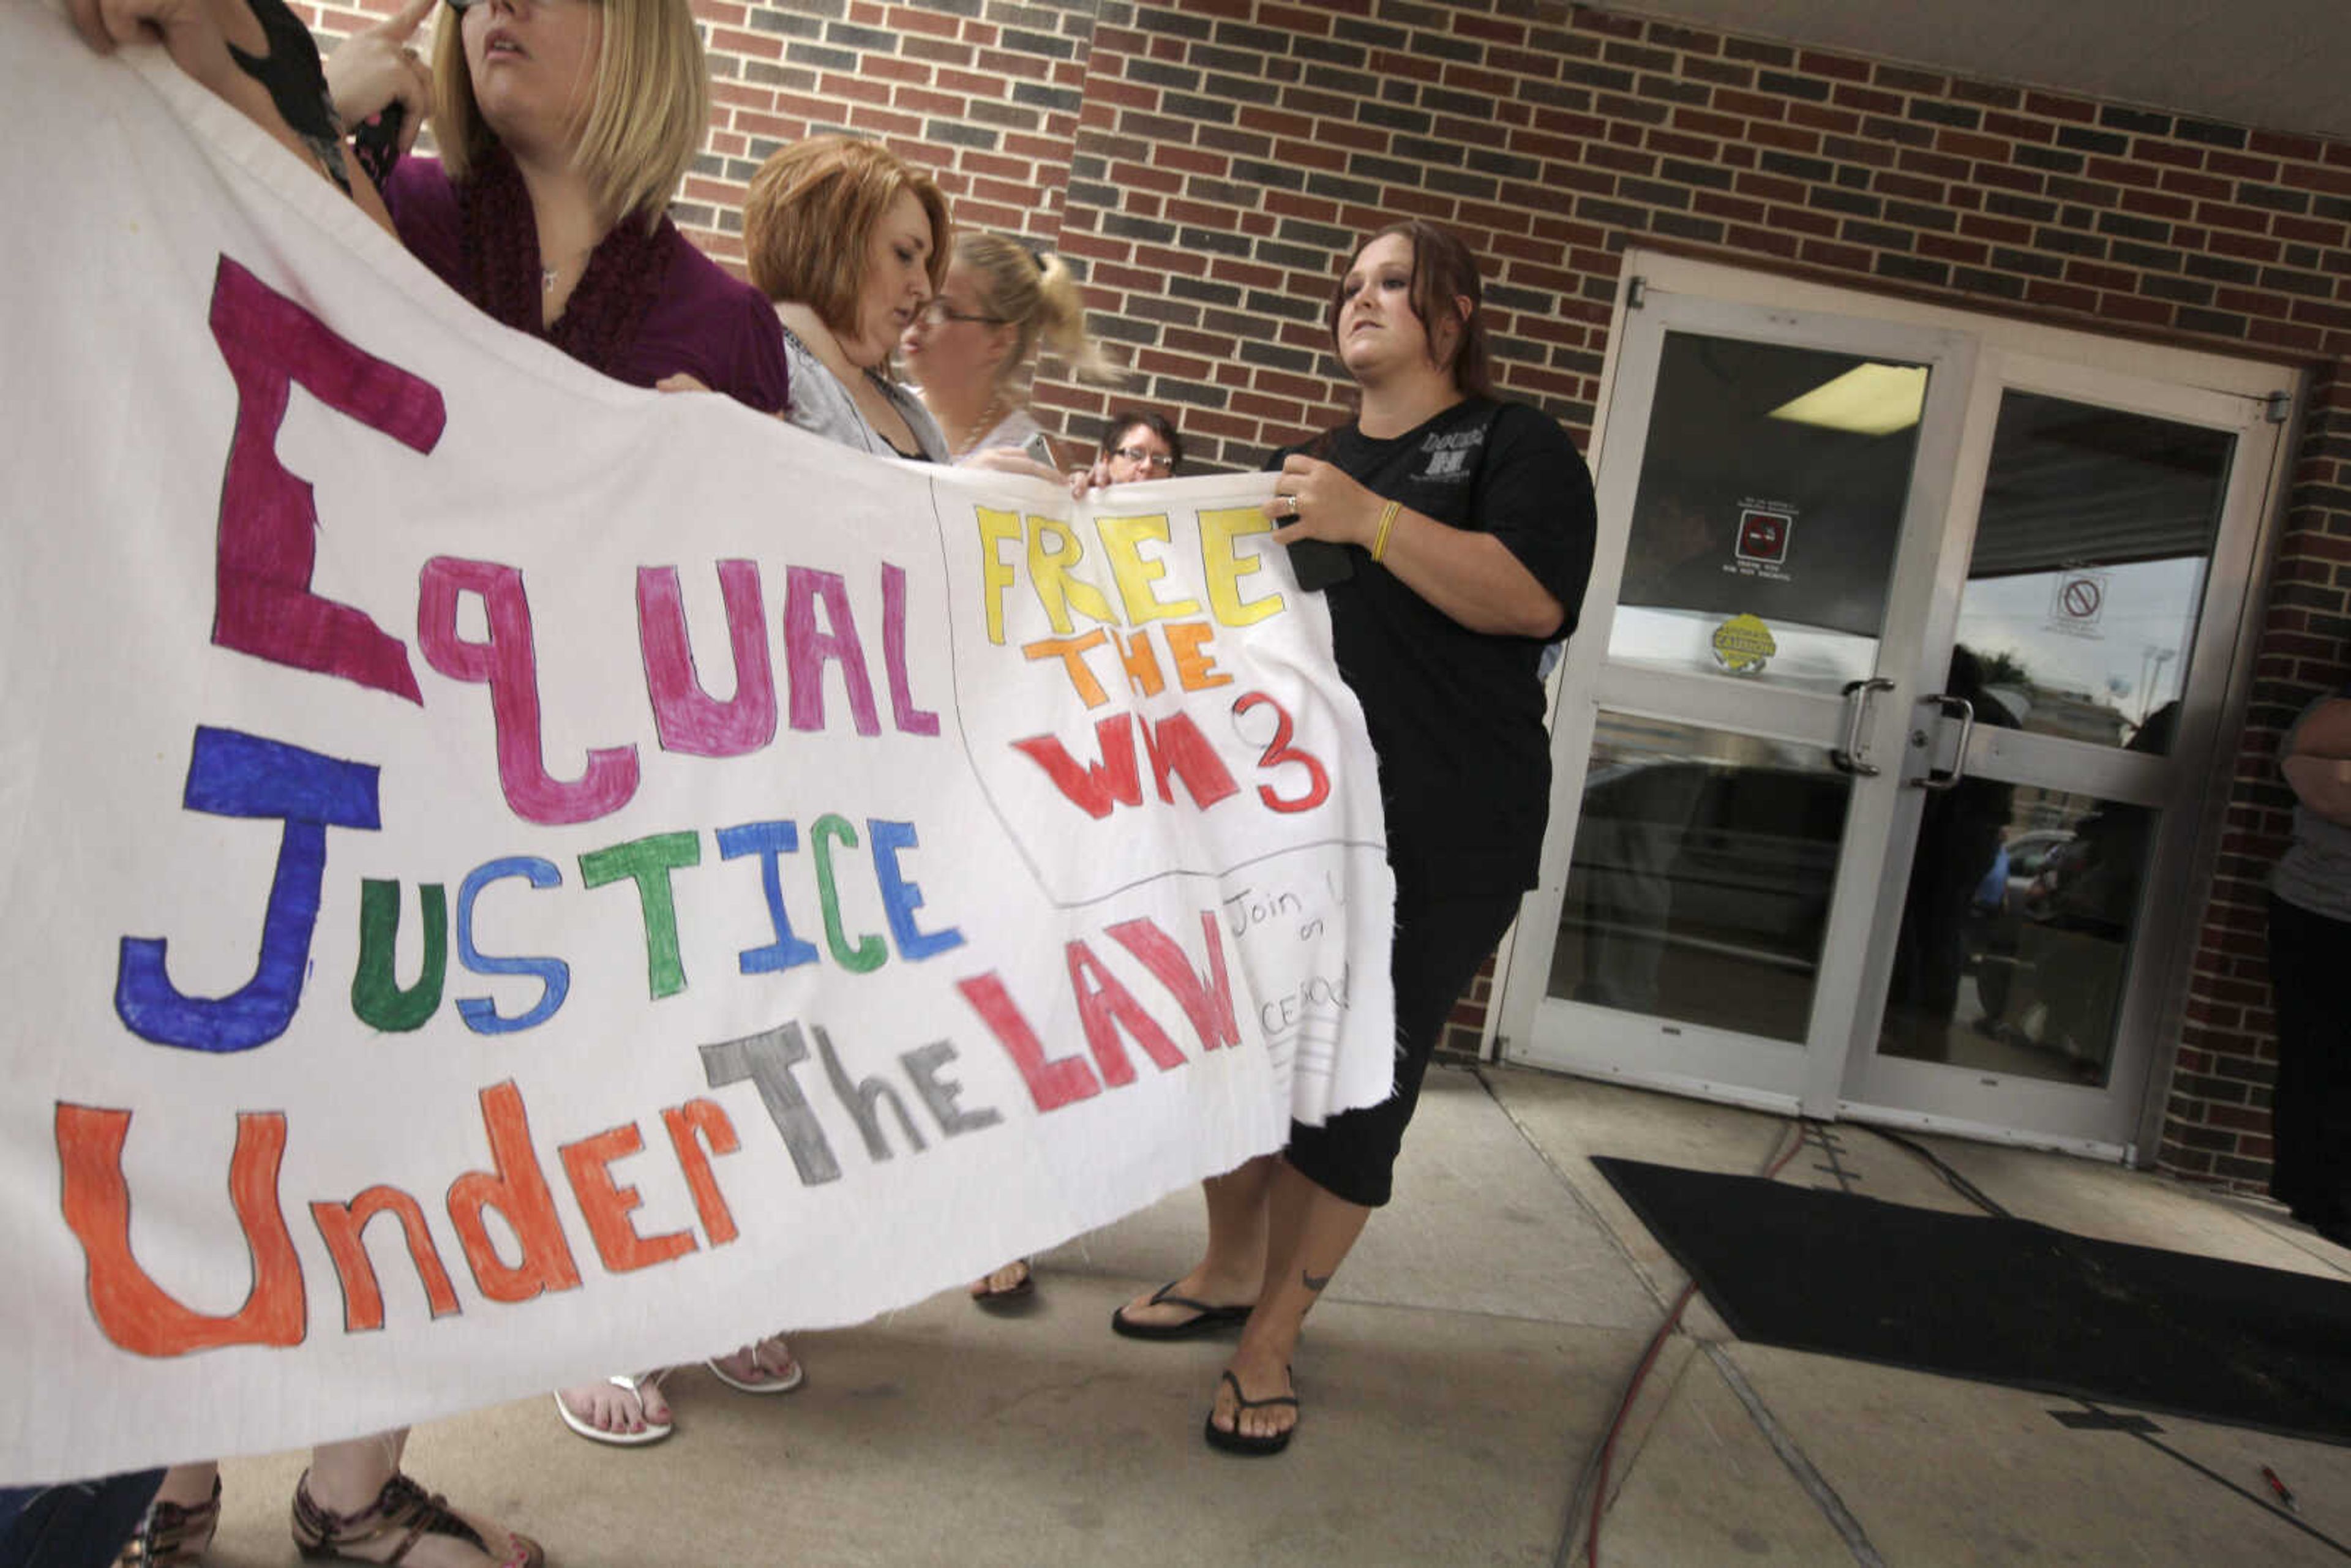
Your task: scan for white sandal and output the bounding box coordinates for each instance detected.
[553,1372,673,1446]
[705,1335,804,1395]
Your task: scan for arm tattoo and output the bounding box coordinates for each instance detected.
[1302,1269,1332,1292]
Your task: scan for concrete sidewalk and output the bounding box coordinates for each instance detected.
[193,1066,2351,1566]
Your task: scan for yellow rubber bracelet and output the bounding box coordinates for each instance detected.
[1370,498,1401,563]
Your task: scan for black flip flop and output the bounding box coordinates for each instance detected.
[1201,1368,1298,1457]
[1110,1280,1253,1340]
[970,1257,1035,1308]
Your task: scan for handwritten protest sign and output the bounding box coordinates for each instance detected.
[0,6,1393,1484]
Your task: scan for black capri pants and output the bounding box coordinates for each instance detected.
[1284,885,1523,1208]
[2267,891,2351,1237]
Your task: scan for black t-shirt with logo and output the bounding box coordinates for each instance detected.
[1272,397,1596,896]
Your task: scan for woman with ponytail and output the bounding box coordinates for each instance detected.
[899,231,1116,471]
[902,232,1116,1303]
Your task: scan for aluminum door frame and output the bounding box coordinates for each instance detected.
[1499,274,1976,1111]
[1494,250,2301,1163]
[1833,350,2289,1157]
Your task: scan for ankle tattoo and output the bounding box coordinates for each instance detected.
[1302,1268,1332,1292]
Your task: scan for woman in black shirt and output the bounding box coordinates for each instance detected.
[1112,221,1596,1455]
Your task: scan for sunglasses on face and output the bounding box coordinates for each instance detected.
[1110,446,1174,472]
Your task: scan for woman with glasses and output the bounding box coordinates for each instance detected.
[743,135,953,460]
[1079,409,1185,491]
[944,404,1179,1309]
[1111,221,1595,1458]
[896,233,1118,1305]
[899,231,1114,471]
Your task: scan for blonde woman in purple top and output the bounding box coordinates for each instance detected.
[375,0,789,411]
[317,0,802,1452]
[372,0,804,1444]
[327,0,806,1452]
[69,0,562,1556]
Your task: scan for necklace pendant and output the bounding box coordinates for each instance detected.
[541,265,559,293]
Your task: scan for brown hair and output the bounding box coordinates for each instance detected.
[1098,409,1184,471]
[431,0,708,232]
[743,136,951,329]
[1325,220,1494,399]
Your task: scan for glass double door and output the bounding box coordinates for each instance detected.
[1498,258,2288,1157]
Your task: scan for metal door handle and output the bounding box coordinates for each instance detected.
[1830,678,1896,775]
[1913,694,1976,790]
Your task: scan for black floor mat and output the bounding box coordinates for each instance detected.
[1594,1157,2351,1446]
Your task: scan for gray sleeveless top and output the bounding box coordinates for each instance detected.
[2272,693,2351,921]
[778,324,950,463]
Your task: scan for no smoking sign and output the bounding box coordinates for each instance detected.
[2049,569,2109,639]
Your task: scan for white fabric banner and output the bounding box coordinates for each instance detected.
[0,2,1393,1484]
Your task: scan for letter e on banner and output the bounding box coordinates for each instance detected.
[208,256,440,702]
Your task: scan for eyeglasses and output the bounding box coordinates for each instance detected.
[918,299,1007,328]
[1111,446,1175,472]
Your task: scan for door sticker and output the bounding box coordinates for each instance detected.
[1737,508,1791,565]
[2047,568,2109,640]
[1728,501,1796,583]
[1711,613,1777,674]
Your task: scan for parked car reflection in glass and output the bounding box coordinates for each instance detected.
[1553,716,1848,1045]
[1961,827,2072,1019]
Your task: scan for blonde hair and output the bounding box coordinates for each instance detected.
[743,136,951,329]
[954,232,1119,388]
[430,0,710,231]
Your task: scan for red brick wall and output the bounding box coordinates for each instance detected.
[308,0,2351,1187]
[670,1,1094,269]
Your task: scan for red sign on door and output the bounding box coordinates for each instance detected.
[1736,509,1791,564]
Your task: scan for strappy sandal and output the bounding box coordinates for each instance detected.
[117,1476,219,1567]
[291,1470,542,1566]
[969,1256,1035,1305]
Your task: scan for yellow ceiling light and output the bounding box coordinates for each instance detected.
[1767,363,1929,435]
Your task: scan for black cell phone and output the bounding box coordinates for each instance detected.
[351,102,405,189]
[1286,537,1355,591]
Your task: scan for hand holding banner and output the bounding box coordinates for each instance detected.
[0,7,1393,1484]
